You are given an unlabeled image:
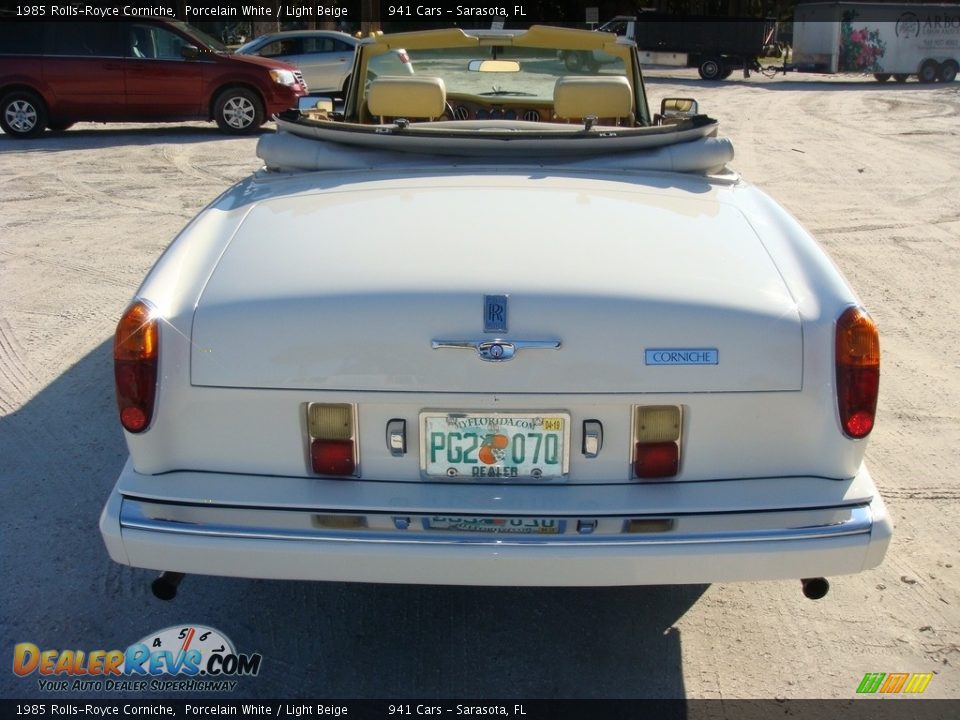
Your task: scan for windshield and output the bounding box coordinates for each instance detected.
[377,45,628,100]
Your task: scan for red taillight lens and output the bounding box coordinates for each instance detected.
[836,306,880,439]
[114,301,158,433]
[634,442,679,478]
[311,439,356,476]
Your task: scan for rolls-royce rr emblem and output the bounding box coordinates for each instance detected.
[484,294,508,333]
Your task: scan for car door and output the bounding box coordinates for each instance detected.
[41,23,126,120]
[298,36,354,91]
[123,22,206,120]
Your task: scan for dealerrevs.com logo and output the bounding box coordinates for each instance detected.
[13,625,262,693]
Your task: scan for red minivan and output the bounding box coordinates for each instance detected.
[0,20,308,137]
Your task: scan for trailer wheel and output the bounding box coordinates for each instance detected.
[698,57,723,81]
[873,73,891,82]
[893,74,909,83]
[939,60,958,83]
[918,60,940,84]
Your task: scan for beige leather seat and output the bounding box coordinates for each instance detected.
[553,75,634,126]
[367,76,447,122]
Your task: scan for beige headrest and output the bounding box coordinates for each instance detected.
[553,75,633,120]
[367,76,447,119]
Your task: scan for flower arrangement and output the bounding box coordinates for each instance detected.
[839,14,887,72]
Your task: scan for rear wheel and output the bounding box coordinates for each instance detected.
[893,73,910,83]
[918,59,940,84]
[873,73,891,82]
[0,90,47,138]
[213,87,264,134]
[698,57,723,81]
[939,60,958,83]
[563,51,587,72]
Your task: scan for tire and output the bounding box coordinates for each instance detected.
[939,60,958,83]
[873,73,891,82]
[563,51,584,72]
[720,67,734,79]
[918,59,940,84]
[213,87,265,134]
[0,90,47,138]
[698,57,723,81]
[893,73,909,83]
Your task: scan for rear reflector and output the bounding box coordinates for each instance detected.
[836,307,880,439]
[307,403,357,476]
[311,439,355,476]
[634,442,679,478]
[114,301,158,434]
[633,406,682,479]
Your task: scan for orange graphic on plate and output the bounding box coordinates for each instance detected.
[478,434,509,464]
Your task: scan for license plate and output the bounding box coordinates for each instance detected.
[426,516,565,535]
[421,411,570,479]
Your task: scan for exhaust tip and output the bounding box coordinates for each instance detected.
[801,577,829,600]
[151,572,185,601]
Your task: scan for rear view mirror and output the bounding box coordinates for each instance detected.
[467,59,520,73]
[181,44,199,61]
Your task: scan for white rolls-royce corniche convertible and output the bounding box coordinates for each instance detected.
[100,25,890,601]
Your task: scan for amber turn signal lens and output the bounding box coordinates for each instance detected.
[114,301,158,434]
[836,307,880,439]
[635,406,681,443]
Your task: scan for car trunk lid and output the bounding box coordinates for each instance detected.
[191,177,802,393]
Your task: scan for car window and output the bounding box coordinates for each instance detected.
[259,39,301,57]
[46,23,123,57]
[129,24,193,60]
[0,21,43,54]
[301,37,340,54]
[332,40,354,53]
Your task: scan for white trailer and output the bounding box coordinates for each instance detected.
[789,2,959,82]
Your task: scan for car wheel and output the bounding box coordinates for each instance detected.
[939,60,958,83]
[0,90,48,138]
[563,51,584,72]
[893,73,910,83]
[918,59,940,84]
[873,73,891,82]
[213,87,265,134]
[698,57,723,81]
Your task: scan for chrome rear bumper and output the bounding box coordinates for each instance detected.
[101,461,892,587]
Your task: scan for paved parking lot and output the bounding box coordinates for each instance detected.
[1,69,958,700]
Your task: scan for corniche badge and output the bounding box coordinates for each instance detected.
[645,348,719,365]
[484,295,508,333]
